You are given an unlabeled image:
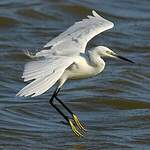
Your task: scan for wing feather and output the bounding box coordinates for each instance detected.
[17,69,64,97]
[17,57,73,97]
[37,10,114,57]
[22,56,71,82]
[17,10,114,97]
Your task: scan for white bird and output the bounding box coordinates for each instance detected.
[17,10,133,136]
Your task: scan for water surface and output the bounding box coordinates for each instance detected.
[0,0,150,149]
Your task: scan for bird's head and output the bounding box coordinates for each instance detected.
[94,46,134,63]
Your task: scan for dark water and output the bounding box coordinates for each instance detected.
[0,0,150,149]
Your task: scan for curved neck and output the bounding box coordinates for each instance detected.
[88,50,105,67]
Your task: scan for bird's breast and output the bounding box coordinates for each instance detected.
[62,56,105,80]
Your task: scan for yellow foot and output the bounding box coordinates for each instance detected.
[72,114,87,131]
[67,114,86,137]
[68,119,84,137]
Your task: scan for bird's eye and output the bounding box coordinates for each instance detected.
[106,50,110,54]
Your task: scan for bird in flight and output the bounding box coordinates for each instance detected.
[17,10,134,137]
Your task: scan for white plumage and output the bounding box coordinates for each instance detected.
[17,10,115,97]
[16,10,135,137]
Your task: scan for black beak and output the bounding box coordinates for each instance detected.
[116,55,134,63]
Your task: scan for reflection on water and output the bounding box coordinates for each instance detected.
[0,0,150,149]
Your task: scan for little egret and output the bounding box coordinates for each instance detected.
[17,10,134,136]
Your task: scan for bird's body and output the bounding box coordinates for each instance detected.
[17,10,133,136]
[58,49,105,87]
[17,10,114,97]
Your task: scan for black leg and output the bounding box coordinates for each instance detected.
[49,87,86,137]
[50,87,73,116]
[55,96,74,115]
[49,88,69,122]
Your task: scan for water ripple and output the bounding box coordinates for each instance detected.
[0,0,150,149]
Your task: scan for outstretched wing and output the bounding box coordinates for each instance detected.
[35,10,114,57]
[17,10,114,97]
